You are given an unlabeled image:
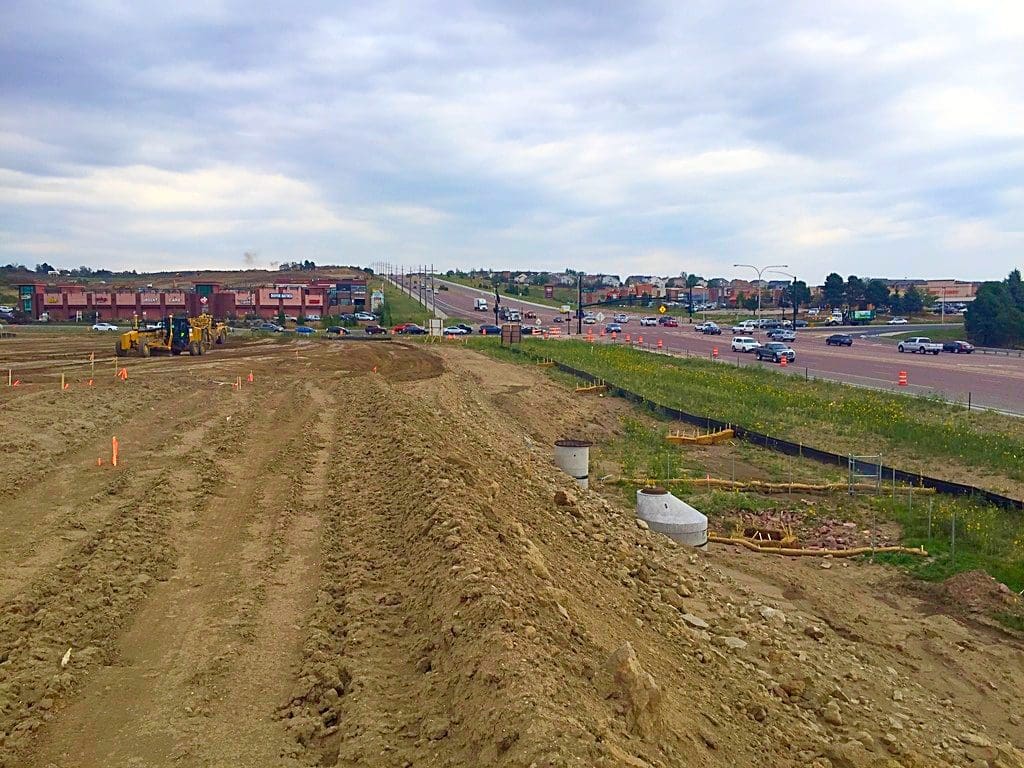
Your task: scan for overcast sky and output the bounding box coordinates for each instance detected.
[2,1,1022,282]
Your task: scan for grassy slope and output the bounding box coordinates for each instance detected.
[470,339,1024,491]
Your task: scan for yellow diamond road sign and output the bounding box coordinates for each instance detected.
[658,305,667,314]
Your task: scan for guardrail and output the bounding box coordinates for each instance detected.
[974,346,1024,357]
[516,348,1023,511]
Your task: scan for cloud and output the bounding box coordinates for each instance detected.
[0,0,1022,281]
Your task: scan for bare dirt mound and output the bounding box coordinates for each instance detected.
[3,340,1023,768]
[942,570,1023,614]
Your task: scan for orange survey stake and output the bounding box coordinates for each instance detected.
[111,436,119,467]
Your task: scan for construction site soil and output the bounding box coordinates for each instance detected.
[1,333,1022,768]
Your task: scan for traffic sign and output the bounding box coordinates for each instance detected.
[658,305,666,314]
[596,312,605,322]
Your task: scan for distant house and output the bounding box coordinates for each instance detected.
[513,273,529,285]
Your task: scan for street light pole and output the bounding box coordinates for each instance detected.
[733,263,788,317]
[770,270,798,326]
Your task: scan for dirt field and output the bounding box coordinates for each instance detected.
[1,332,1022,767]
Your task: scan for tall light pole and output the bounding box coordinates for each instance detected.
[733,263,788,317]
[771,269,798,326]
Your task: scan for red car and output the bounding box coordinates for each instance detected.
[661,317,679,327]
[390,323,414,333]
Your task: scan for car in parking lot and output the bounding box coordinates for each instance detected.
[755,342,795,363]
[364,325,388,335]
[91,322,120,332]
[605,323,623,334]
[731,336,760,353]
[639,316,658,326]
[354,312,376,321]
[478,324,502,335]
[942,340,975,354]
[825,333,853,346]
[766,328,796,342]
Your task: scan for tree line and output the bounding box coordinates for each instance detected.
[821,273,931,315]
[965,270,1024,348]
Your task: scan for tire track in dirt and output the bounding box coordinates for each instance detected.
[17,376,325,767]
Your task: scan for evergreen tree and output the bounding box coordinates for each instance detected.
[822,273,845,308]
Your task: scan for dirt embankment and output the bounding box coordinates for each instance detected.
[1,337,1022,768]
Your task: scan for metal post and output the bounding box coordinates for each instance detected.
[577,273,583,336]
[968,392,971,411]
[951,510,956,564]
[927,498,933,541]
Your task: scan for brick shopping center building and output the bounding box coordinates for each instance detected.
[15,277,369,322]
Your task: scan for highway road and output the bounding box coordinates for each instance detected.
[403,276,1024,414]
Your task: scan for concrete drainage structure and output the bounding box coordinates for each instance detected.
[554,439,592,489]
[636,487,708,549]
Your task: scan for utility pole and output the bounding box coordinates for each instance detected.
[771,270,799,326]
[735,263,788,317]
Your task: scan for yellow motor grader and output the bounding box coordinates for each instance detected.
[114,314,227,357]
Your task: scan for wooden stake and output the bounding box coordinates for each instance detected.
[112,436,119,467]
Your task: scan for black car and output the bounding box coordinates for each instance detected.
[478,324,502,335]
[400,324,428,335]
[324,326,349,336]
[364,325,387,335]
[826,334,853,346]
[942,340,974,354]
[455,323,473,333]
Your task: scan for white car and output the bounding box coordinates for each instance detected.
[731,320,758,334]
[613,313,629,323]
[888,317,909,325]
[639,316,658,326]
[731,336,760,352]
[582,314,597,324]
[0,305,13,313]
[91,322,120,332]
[354,312,376,321]
[443,326,469,335]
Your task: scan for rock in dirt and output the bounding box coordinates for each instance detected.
[601,642,662,738]
[554,489,577,507]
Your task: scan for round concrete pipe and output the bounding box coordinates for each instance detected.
[636,487,708,548]
[554,439,592,489]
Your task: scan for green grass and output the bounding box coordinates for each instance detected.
[380,282,433,327]
[874,494,1024,594]
[879,328,967,344]
[468,338,1024,489]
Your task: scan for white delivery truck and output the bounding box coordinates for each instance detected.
[474,298,488,311]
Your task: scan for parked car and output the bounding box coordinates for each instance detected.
[888,317,909,325]
[364,325,388,335]
[731,336,760,353]
[478,324,502,335]
[825,334,853,346]
[640,316,658,326]
[257,322,284,332]
[294,326,316,335]
[755,342,796,363]
[91,322,120,332]
[325,326,349,335]
[766,328,796,342]
[898,337,941,354]
[732,320,758,334]
[444,326,470,335]
[942,340,975,354]
[354,312,376,321]
[400,324,428,335]
[613,313,629,323]
[605,323,623,334]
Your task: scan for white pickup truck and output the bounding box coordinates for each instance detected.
[898,337,942,355]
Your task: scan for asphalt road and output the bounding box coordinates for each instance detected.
[415,278,1024,415]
